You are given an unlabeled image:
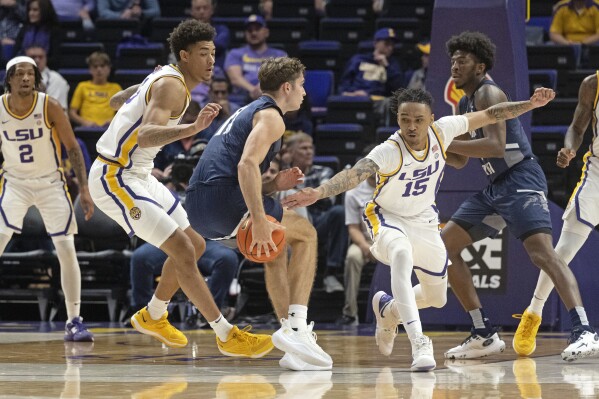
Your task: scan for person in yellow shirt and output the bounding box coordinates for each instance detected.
[550,0,599,45]
[69,51,122,127]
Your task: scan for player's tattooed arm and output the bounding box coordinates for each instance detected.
[109,84,140,110]
[485,100,531,121]
[141,126,187,147]
[465,87,555,133]
[317,158,378,199]
[67,147,89,187]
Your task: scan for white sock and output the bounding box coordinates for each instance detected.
[147,295,169,320]
[209,315,233,341]
[404,319,423,341]
[53,236,81,321]
[528,296,545,316]
[288,304,308,331]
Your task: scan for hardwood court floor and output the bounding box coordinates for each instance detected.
[0,321,597,398]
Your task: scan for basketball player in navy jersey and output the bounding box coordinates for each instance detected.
[441,31,599,362]
[186,57,333,371]
[0,56,94,341]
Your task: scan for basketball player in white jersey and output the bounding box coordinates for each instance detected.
[282,87,555,371]
[0,56,94,341]
[88,19,273,358]
[513,71,599,358]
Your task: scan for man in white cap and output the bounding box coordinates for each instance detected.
[0,56,95,341]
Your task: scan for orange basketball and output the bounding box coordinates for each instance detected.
[236,215,286,263]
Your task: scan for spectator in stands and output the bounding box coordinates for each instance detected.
[14,0,60,69]
[262,155,281,185]
[259,0,273,20]
[407,41,429,91]
[283,96,313,136]
[337,147,377,326]
[189,0,229,68]
[69,51,122,127]
[550,0,599,45]
[25,45,69,110]
[339,28,403,126]
[315,0,326,16]
[0,0,25,64]
[372,0,384,15]
[198,77,241,140]
[97,0,160,21]
[53,0,95,31]
[224,14,287,102]
[286,132,348,293]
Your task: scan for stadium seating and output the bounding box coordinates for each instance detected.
[304,70,335,118]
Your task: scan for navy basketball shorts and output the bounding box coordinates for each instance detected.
[451,159,552,241]
[186,182,283,239]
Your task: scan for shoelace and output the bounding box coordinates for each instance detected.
[307,321,319,342]
[70,319,88,332]
[568,327,586,344]
[513,314,534,339]
[233,325,261,345]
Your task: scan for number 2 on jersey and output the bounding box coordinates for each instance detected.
[19,144,33,163]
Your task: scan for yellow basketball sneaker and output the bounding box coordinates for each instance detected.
[131,307,188,348]
[217,325,274,358]
[512,309,542,356]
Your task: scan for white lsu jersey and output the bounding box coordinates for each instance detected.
[0,92,61,179]
[96,64,190,175]
[364,115,469,235]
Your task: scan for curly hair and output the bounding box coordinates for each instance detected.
[258,57,305,92]
[445,31,496,72]
[390,88,433,114]
[168,19,216,61]
[4,63,43,94]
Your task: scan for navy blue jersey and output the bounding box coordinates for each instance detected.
[190,96,283,185]
[458,79,534,183]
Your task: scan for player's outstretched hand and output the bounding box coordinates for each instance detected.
[79,189,95,221]
[556,147,576,168]
[280,187,320,209]
[274,167,304,191]
[195,102,222,131]
[530,87,555,108]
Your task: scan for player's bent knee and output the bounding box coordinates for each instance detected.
[163,229,197,265]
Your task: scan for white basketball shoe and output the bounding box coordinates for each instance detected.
[272,318,333,367]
